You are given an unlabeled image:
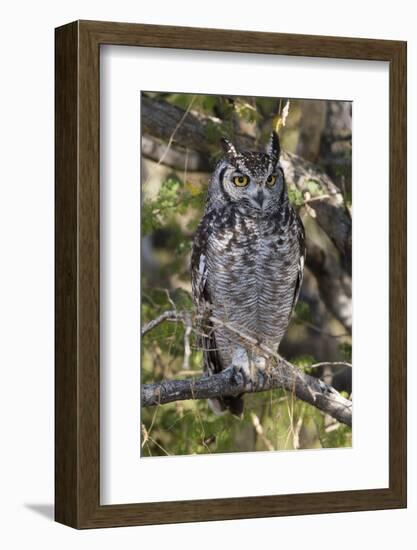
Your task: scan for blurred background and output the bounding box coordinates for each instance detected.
[140,92,352,456]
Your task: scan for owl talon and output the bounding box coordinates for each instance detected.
[254,368,266,390]
[231,351,269,390]
[231,347,251,386]
[251,356,267,389]
[232,362,251,387]
[243,369,267,390]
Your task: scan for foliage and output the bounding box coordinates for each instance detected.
[287,183,305,207]
[339,342,352,362]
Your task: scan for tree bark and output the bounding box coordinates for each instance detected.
[142,359,352,427]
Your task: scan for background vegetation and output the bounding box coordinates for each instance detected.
[140,92,352,457]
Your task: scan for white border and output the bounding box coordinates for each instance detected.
[100,45,389,505]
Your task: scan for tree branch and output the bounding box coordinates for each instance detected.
[141,359,352,427]
[141,309,187,336]
[142,135,210,172]
[141,309,352,427]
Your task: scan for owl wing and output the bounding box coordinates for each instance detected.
[191,221,223,376]
[289,213,306,318]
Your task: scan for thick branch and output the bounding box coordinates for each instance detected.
[142,134,211,172]
[141,95,253,154]
[142,360,352,427]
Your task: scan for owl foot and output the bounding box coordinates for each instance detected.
[251,356,268,390]
[231,348,267,390]
[231,347,251,386]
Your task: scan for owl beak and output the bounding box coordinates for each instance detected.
[254,189,264,208]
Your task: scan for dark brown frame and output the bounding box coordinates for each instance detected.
[55,20,407,529]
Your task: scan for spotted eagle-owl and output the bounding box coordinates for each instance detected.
[191,131,305,417]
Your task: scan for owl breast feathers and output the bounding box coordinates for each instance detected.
[191,131,305,417]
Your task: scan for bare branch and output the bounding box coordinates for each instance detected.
[251,412,274,451]
[293,407,305,450]
[141,310,185,336]
[142,135,210,172]
[310,361,352,369]
[141,359,352,427]
[293,316,350,339]
[182,311,192,370]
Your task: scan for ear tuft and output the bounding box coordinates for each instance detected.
[266,131,280,162]
[220,137,238,159]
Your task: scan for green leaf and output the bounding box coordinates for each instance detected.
[339,342,352,362]
[288,184,304,207]
[294,301,312,322]
[291,354,316,368]
[305,179,323,196]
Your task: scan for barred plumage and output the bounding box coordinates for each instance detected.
[191,132,305,417]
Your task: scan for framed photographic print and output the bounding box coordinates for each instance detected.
[55,20,407,528]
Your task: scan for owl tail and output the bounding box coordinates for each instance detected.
[208,396,244,419]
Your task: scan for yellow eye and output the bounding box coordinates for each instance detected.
[233,175,250,187]
[266,174,277,187]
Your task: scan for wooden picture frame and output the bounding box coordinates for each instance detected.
[55,20,407,528]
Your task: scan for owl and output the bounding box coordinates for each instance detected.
[191,131,305,417]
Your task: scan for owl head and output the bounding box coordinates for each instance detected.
[208,131,284,214]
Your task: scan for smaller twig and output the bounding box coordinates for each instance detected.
[310,361,352,369]
[165,289,177,311]
[141,423,149,448]
[182,311,192,370]
[146,434,171,456]
[325,420,341,433]
[208,316,279,360]
[144,95,197,186]
[251,412,274,452]
[293,406,305,450]
[304,193,331,203]
[141,310,184,336]
[183,146,189,187]
[293,316,350,339]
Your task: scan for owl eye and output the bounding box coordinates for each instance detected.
[233,175,250,187]
[266,174,277,187]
